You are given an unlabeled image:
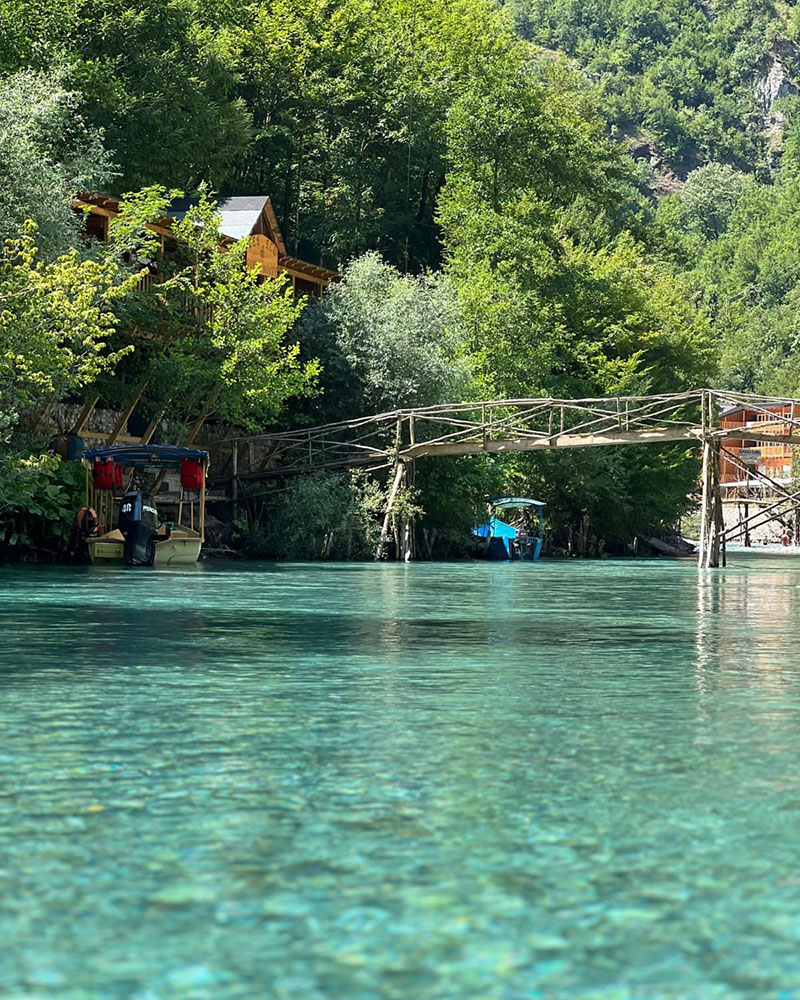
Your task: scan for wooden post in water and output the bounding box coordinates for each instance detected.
[231,444,239,520]
[401,517,412,562]
[706,449,719,569]
[375,461,406,560]
[698,390,725,569]
[711,441,724,569]
[402,457,416,562]
[698,439,710,569]
[699,441,724,568]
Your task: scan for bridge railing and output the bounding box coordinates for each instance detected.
[217,390,709,481]
[210,388,800,485]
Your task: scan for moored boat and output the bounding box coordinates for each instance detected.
[472,496,546,561]
[78,445,210,567]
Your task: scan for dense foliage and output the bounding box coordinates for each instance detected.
[6,0,800,558]
[508,0,799,174]
[296,253,472,422]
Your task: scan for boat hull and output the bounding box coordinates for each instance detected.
[87,532,202,566]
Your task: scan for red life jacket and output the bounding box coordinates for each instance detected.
[92,458,116,491]
[180,457,204,491]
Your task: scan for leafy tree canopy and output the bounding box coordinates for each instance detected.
[0,69,114,257]
[296,252,473,422]
[0,223,132,441]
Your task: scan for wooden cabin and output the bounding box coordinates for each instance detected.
[75,192,338,298]
[720,402,798,487]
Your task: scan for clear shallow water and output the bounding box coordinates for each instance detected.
[2,558,800,999]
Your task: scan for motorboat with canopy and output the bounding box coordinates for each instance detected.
[472,496,545,561]
[78,445,209,566]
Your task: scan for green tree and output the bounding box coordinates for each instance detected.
[694,172,800,395]
[507,0,779,172]
[679,162,752,240]
[0,69,115,257]
[103,188,319,431]
[439,52,714,548]
[247,469,388,559]
[296,252,473,421]
[440,57,711,399]
[0,223,132,441]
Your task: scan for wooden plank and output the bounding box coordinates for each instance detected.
[405,427,699,459]
[107,394,141,446]
[716,428,800,446]
[140,408,166,445]
[722,490,800,540]
[71,397,100,434]
[33,398,54,434]
[37,425,142,444]
[184,416,206,446]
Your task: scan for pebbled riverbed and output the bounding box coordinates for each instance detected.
[2,557,800,999]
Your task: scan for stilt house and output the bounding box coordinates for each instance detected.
[75,192,338,298]
[720,402,799,489]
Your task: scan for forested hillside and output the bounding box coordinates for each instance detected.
[504,1,800,395]
[0,0,797,559]
[508,0,800,176]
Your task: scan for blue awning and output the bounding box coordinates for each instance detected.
[82,445,209,468]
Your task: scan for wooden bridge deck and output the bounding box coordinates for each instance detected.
[219,389,800,478]
[214,388,800,568]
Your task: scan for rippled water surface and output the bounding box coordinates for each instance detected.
[3,558,800,999]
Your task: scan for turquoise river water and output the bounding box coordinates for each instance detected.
[2,557,800,999]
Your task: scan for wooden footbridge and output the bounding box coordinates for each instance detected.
[217,389,800,567]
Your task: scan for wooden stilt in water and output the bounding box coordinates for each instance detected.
[710,441,724,569]
[700,438,724,569]
[375,461,405,561]
[698,439,710,569]
[405,457,416,562]
[231,444,239,516]
[402,519,413,562]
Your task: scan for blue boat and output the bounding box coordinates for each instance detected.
[472,496,545,561]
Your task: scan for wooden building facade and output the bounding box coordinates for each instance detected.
[720,402,798,487]
[75,192,338,298]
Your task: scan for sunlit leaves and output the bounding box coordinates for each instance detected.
[0,222,132,438]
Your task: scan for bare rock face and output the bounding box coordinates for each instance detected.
[650,166,685,199]
[626,135,686,198]
[756,52,798,167]
[756,55,796,117]
[629,138,652,161]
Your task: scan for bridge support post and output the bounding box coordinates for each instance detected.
[375,461,406,561]
[713,442,725,568]
[698,439,724,569]
[401,458,415,562]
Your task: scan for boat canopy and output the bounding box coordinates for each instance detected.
[489,496,546,508]
[82,445,209,468]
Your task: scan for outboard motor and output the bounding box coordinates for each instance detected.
[118,491,164,566]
